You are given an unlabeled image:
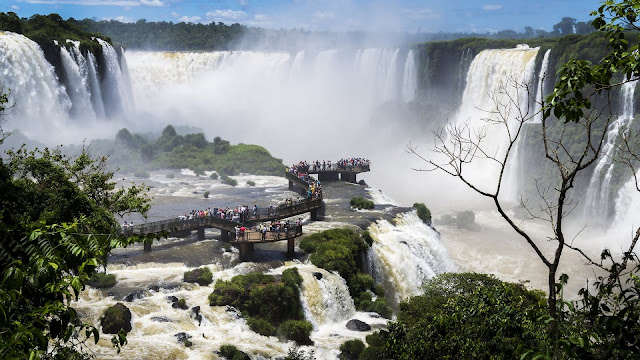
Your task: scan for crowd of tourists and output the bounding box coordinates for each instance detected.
[337,157,370,171]
[178,206,255,223]
[288,162,322,200]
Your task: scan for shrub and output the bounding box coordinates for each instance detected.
[183,267,213,286]
[413,202,432,224]
[361,230,373,246]
[277,320,314,345]
[210,172,219,180]
[221,174,238,186]
[204,191,210,199]
[209,271,304,326]
[246,180,256,186]
[87,272,117,288]
[133,170,150,179]
[223,243,231,252]
[219,344,250,360]
[247,317,276,336]
[350,196,374,210]
[339,339,365,360]
[380,273,547,359]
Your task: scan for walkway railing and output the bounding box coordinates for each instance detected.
[230,225,303,243]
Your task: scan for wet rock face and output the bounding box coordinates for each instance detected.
[101,303,132,334]
[175,332,193,347]
[313,272,323,280]
[124,290,145,302]
[346,319,371,331]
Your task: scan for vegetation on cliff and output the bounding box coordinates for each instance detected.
[208,268,313,345]
[299,228,391,318]
[76,125,285,177]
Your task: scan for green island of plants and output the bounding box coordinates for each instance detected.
[299,228,391,318]
[350,196,374,210]
[208,268,313,345]
[69,125,286,178]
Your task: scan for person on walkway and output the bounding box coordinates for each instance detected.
[240,226,246,241]
[262,224,267,240]
[235,225,240,240]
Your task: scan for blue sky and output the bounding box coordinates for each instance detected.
[1,0,603,33]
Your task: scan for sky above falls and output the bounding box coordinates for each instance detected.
[3,0,602,34]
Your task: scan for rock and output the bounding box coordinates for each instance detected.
[194,314,203,326]
[151,316,172,323]
[191,306,201,315]
[183,267,213,286]
[172,298,189,310]
[166,296,179,304]
[101,303,132,334]
[123,290,145,302]
[346,319,371,332]
[226,306,243,319]
[312,272,323,280]
[174,332,193,347]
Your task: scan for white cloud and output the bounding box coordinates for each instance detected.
[102,15,134,22]
[482,4,503,11]
[254,14,268,21]
[22,0,163,6]
[171,11,179,17]
[11,4,20,9]
[139,0,163,6]
[179,15,202,23]
[206,9,247,21]
[238,0,247,6]
[312,11,334,21]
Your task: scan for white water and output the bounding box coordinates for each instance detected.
[367,211,455,302]
[584,81,637,224]
[532,49,551,123]
[0,32,71,138]
[86,51,106,118]
[96,38,131,117]
[610,175,640,251]
[449,46,539,202]
[60,45,95,119]
[402,49,417,103]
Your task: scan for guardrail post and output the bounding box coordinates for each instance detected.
[310,209,318,221]
[287,237,295,258]
[197,227,205,240]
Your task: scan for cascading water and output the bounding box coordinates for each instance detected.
[294,264,356,328]
[60,45,95,118]
[456,48,473,98]
[86,52,106,118]
[96,38,130,117]
[584,81,637,224]
[532,49,551,123]
[0,32,71,138]
[382,49,400,102]
[367,211,455,302]
[402,49,417,103]
[450,46,539,201]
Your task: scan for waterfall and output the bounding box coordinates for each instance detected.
[86,52,106,118]
[610,174,640,251]
[289,50,305,84]
[0,32,71,138]
[402,49,417,103]
[97,38,128,117]
[60,44,95,118]
[382,48,399,102]
[296,265,356,328]
[367,211,455,302]
[119,47,135,113]
[584,81,637,224]
[456,48,473,97]
[449,46,539,200]
[532,49,551,123]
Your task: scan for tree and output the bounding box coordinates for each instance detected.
[381,273,547,360]
[410,0,640,355]
[553,17,577,36]
[0,92,155,358]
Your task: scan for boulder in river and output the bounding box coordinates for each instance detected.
[101,303,132,334]
[346,319,371,332]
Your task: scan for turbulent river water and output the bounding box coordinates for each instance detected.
[74,170,455,359]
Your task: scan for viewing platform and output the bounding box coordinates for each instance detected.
[120,158,369,261]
